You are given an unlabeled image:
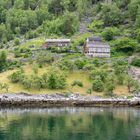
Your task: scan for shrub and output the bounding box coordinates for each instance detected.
[100,3,122,26]
[14,38,20,45]
[71,81,83,87]
[9,70,24,83]
[30,75,43,90]
[112,37,137,53]
[21,77,32,90]
[90,69,108,82]
[104,82,115,96]
[104,75,116,96]
[102,27,120,41]
[25,30,38,39]
[36,52,54,66]
[88,20,104,33]
[131,57,140,67]
[74,59,88,69]
[92,77,104,92]
[83,64,94,71]
[58,59,75,71]
[0,51,7,72]
[43,69,67,89]
[0,83,9,92]
[87,88,92,94]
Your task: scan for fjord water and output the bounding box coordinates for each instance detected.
[0,108,140,140]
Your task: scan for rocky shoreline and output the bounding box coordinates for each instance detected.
[0,93,140,108]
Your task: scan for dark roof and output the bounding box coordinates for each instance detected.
[88,43,110,48]
[86,36,110,48]
[88,37,102,42]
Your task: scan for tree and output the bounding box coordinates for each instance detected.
[113,60,129,85]
[36,7,49,25]
[102,27,120,41]
[88,20,104,33]
[48,0,65,15]
[60,12,79,36]
[0,6,7,23]
[0,51,7,72]
[125,76,140,93]
[128,0,140,21]
[0,24,7,42]
[44,68,67,89]
[90,69,108,82]
[135,6,140,28]
[92,77,104,92]
[74,59,87,69]
[113,37,137,53]
[14,0,24,9]
[104,74,116,96]
[100,3,122,26]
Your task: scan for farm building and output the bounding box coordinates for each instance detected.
[84,37,110,58]
[43,39,71,48]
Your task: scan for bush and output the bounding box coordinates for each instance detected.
[90,69,108,82]
[102,27,120,41]
[112,37,137,53]
[131,57,140,67]
[87,88,92,94]
[0,83,9,92]
[60,12,79,36]
[25,30,38,39]
[58,59,75,71]
[92,77,104,92]
[14,38,20,45]
[43,69,67,89]
[74,59,88,69]
[104,82,115,96]
[9,70,24,83]
[21,77,32,90]
[71,81,83,87]
[88,20,104,33]
[0,51,7,72]
[100,3,122,26]
[104,75,116,96]
[36,52,54,66]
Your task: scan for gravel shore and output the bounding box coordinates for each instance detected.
[0,93,140,108]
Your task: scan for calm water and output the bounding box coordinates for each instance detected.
[0,108,140,140]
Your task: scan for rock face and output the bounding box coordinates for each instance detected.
[0,93,140,108]
[129,66,140,83]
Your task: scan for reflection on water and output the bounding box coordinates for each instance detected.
[0,107,140,140]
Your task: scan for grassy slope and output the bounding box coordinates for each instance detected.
[0,64,129,96]
[18,37,45,49]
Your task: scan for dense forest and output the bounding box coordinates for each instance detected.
[0,0,140,56]
[0,0,140,96]
[0,0,140,42]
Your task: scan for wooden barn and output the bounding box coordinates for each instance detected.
[84,37,110,58]
[43,39,71,48]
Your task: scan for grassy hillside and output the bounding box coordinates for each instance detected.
[0,64,129,96]
[0,0,140,96]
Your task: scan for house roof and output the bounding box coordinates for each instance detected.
[88,42,110,48]
[88,37,102,42]
[45,39,71,43]
[86,37,110,48]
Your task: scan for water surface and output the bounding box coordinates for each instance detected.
[0,107,140,140]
